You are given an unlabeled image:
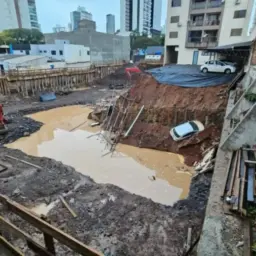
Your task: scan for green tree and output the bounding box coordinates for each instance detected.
[0,29,44,44]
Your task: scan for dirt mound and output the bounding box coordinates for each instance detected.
[113,73,228,165]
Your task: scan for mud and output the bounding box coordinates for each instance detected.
[7,106,192,204]
[0,147,211,256]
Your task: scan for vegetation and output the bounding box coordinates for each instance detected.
[0,29,44,45]
[130,30,165,50]
[245,92,256,103]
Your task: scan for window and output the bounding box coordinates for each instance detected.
[39,50,42,53]
[169,31,178,38]
[208,61,214,65]
[44,50,47,53]
[51,50,56,55]
[59,50,63,55]
[170,16,180,23]
[233,10,246,19]
[230,28,242,36]
[171,0,181,7]
[87,50,90,55]
[20,50,23,53]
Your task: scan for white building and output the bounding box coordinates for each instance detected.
[120,0,162,35]
[30,40,91,64]
[106,14,115,34]
[70,6,93,31]
[0,0,31,31]
[27,0,40,30]
[164,0,256,65]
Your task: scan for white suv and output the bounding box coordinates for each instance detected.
[200,60,236,74]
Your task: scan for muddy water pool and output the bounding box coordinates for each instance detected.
[6,106,193,205]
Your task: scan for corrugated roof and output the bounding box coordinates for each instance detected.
[207,40,252,52]
[5,55,47,64]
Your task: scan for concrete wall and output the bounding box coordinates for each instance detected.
[44,31,130,63]
[64,44,90,63]
[0,0,18,31]
[18,0,31,29]
[219,0,254,45]
[30,44,65,61]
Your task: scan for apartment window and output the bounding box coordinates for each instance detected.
[87,50,90,55]
[171,0,181,7]
[230,28,242,36]
[169,32,178,38]
[170,16,180,23]
[39,50,42,53]
[234,10,246,19]
[51,50,56,55]
[44,50,47,53]
[59,50,63,55]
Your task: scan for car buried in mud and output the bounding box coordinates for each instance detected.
[170,121,205,141]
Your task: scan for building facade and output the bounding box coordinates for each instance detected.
[120,0,162,35]
[70,6,93,31]
[27,0,40,30]
[0,0,31,31]
[164,0,256,65]
[107,14,115,34]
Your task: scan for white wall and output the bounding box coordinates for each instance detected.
[30,44,65,61]
[219,0,253,45]
[64,44,90,63]
[13,50,26,55]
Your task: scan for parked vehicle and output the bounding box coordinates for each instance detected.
[200,60,236,74]
[170,121,204,141]
[220,59,237,66]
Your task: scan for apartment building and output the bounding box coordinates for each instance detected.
[27,0,40,30]
[0,0,31,31]
[164,0,256,65]
[120,0,162,35]
[106,14,116,34]
[70,6,93,31]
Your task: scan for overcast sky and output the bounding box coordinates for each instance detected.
[36,0,167,33]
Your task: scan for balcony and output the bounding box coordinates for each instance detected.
[207,0,222,8]
[189,19,220,27]
[186,36,218,48]
[191,1,206,10]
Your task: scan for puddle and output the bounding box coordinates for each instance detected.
[6,106,193,205]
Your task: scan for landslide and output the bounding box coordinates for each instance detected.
[116,73,228,165]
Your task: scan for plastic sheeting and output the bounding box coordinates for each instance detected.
[147,65,235,88]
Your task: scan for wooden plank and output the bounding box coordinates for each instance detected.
[5,155,42,170]
[0,235,24,256]
[0,195,102,256]
[227,151,238,197]
[245,160,256,164]
[222,151,234,198]
[59,196,77,218]
[232,150,241,211]
[41,216,56,255]
[0,217,53,256]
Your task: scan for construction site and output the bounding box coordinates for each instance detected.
[0,39,255,256]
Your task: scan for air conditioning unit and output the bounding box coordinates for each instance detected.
[177,22,182,27]
[235,0,241,5]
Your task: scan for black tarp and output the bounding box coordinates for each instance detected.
[147,65,235,88]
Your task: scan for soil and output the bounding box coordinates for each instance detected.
[0,147,211,256]
[112,73,228,165]
[0,70,216,255]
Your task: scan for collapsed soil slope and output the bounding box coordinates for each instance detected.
[0,147,211,256]
[116,73,228,165]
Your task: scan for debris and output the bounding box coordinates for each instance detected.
[90,122,100,127]
[0,163,8,173]
[23,132,30,136]
[148,176,156,181]
[59,196,77,218]
[69,121,87,132]
[5,155,42,170]
[236,241,244,248]
[39,92,56,102]
[12,188,21,196]
[184,227,192,252]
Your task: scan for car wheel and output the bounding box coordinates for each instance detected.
[202,68,208,73]
[224,68,231,74]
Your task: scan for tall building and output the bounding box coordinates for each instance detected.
[164,0,256,65]
[70,6,93,31]
[27,0,40,30]
[0,0,31,31]
[106,14,115,34]
[120,0,162,35]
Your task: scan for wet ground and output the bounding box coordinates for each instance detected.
[7,106,192,205]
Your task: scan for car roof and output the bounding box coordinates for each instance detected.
[174,122,194,137]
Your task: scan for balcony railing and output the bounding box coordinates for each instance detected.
[186,36,218,48]
[191,2,206,9]
[207,0,222,8]
[189,19,220,27]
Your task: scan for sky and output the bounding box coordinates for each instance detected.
[36,0,167,33]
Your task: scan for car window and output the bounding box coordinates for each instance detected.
[205,61,209,64]
[173,129,180,138]
[208,61,214,65]
[189,121,199,131]
[183,131,196,138]
[216,61,225,66]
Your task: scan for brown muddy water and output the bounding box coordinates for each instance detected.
[6,106,193,206]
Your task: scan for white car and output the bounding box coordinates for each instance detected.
[170,121,205,141]
[200,60,236,74]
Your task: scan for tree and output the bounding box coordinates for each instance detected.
[0,29,44,44]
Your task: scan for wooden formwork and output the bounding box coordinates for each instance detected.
[0,64,123,96]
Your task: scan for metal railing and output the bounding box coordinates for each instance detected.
[186,36,218,48]
[189,19,220,27]
[207,0,222,8]
[191,2,206,9]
